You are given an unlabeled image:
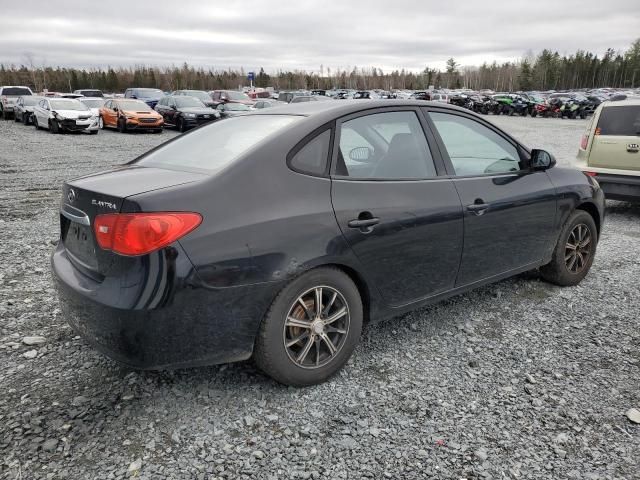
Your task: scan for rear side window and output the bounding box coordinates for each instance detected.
[136,115,301,174]
[289,129,331,176]
[596,105,640,136]
[336,111,437,179]
[2,87,31,95]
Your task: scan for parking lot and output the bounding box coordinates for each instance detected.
[0,117,639,479]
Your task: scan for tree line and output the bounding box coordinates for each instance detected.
[1,39,638,93]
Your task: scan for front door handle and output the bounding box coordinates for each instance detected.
[348,216,380,233]
[467,202,490,215]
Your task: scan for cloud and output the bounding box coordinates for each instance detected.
[1,0,638,72]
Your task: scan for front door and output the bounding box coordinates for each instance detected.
[330,109,464,306]
[426,109,557,286]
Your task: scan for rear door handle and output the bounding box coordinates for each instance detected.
[348,217,380,233]
[467,203,490,215]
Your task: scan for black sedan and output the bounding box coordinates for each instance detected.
[155,95,220,132]
[52,100,604,386]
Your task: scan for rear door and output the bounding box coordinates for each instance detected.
[425,108,557,286]
[588,104,640,171]
[330,108,463,306]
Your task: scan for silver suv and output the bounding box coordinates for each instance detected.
[0,86,34,119]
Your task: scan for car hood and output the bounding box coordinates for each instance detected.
[54,109,93,119]
[180,107,218,114]
[122,109,159,117]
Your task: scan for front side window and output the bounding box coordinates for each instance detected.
[429,112,521,176]
[336,111,436,179]
[289,129,331,176]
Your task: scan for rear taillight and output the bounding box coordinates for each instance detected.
[580,135,589,150]
[94,212,202,256]
[584,171,598,177]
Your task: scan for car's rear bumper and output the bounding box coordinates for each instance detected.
[51,242,279,369]
[593,173,640,202]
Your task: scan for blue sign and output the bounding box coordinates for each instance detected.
[247,71,255,81]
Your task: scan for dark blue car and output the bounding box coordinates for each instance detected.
[123,88,164,109]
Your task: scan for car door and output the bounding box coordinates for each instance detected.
[35,99,48,125]
[330,108,464,306]
[102,100,115,127]
[155,97,169,123]
[424,108,557,286]
[588,104,640,171]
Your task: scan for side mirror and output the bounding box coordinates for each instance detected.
[530,149,556,170]
[349,147,372,162]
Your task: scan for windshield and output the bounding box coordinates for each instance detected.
[135,115,300,174]
[50,100,89,111]
[134,88,163,98]
[181,91,210,102]
[117,100,152,111]
[225,103,251,111]
[23,97,41,106]
[80,99,105,108]
[3,87,31,96]
[80,90,103,97]
[175,97,206,108]
[227,91,250,101]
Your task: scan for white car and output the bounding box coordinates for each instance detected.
[33,98,99,134]
[79,97,106,117]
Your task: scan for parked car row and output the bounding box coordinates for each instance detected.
[4,84,639,135]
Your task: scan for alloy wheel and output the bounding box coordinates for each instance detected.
[283,286,350,369]
[565,223,592,273]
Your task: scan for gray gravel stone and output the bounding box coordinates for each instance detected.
[0,117,639,480]
[22,336,46,345]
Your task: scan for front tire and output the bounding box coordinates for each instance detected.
[540,210,597,286]
[50,120,60,134]
[117,117,127,133]
[177,117,186,133]
[254,267,363,386]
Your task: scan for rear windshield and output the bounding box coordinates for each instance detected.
[80,90,103,97]
[597,105,640,136]
[2,87,31,96]
[133,88,163,98]
[135,115,300,174]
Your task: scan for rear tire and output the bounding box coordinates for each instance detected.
[99,116,104,129]
[254,267,363,386]
[540,210,597,287]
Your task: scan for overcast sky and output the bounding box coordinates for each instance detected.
[1,0,638,73]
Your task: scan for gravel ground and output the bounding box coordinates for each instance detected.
[0,116,639,480]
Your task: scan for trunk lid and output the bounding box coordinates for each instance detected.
[60,166,207,277]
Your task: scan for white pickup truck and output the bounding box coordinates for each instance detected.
[0,86,34,119]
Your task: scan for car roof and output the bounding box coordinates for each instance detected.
[249,99,465,118]
[601,97,640,107]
